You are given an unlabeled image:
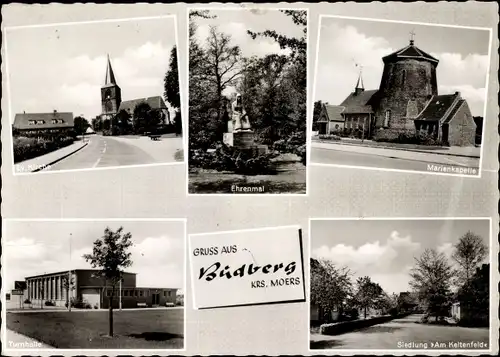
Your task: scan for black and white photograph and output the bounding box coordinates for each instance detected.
[2,219,185,351]
[309,218,491,351]
[188,8,307,194]
[6,15,183,175]
[311,16,491,177]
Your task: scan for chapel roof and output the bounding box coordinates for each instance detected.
[339,89,378,114]
[416,92,467,123]
[319,104,345,122]
[383,41,439,65]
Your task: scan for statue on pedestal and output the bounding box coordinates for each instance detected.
[232,94,252,132]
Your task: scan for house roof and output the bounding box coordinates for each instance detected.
[118,96,167,114]
[383,41,439,64]
[319,104,345,122]
[13,112,74,130]
[339,89,378,114]
[416,93,463,122]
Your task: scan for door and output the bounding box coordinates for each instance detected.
[319,122,327,135]
[81,288,100,308]
[152,293,160,306]
[441,124,449,145]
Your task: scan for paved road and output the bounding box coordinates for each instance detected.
[310,314,490,350]
[311,147,479,174]
[46,135,163,171]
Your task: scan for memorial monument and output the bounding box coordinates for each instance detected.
[223,94,268,156]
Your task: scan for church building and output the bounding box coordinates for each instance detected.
[100,55,170,127]
[318,36,476,146]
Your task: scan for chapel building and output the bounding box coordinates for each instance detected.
[318,37,476,146]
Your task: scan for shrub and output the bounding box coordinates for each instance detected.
[94,304,99,309]
[24,299,32,304]
[13,135,75,163]
[318,134,341,141]
[374,129,443,146]
[45,300,55,306]
[190,143,279,175]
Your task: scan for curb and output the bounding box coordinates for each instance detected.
[31,142,89,173]
[315,140,480,159]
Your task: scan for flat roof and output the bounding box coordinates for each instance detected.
[25,269,137,280]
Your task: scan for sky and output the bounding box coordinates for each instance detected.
[6,16,177,121]
[3,220,185,294]
[315,17,491,117]
[191,8,305,97]
[311,219,490,295]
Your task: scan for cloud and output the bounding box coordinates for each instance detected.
[312,230,421,274]
[315,23,487,116]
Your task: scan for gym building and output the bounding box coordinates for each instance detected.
[23,269,178,309]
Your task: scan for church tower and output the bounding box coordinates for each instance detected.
[101,54,122,121]
[375,33,439,131]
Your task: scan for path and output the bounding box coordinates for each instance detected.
[310,314,490,350]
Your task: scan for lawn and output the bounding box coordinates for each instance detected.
[7,308,184,349]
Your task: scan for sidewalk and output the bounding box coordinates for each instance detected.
[312,141,479,167]
[314,138,480,158]
[14,140,88,174]
[5,329,53,349]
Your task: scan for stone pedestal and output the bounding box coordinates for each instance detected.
[233,131,255,148]
[224,130,269,156]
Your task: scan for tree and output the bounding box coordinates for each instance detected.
[354,276,384,319]
[457,263,489,326]
[452,231,487,285]
[62,272,76,312]
[312,100,324,131]
[164,46,181,110]
[132,102,161,134]
[310,258,353,322]
[409,249,455,321]
[74,116,90,136]
[92,117,103,132]
[83,226,133,337]
[114,110,132,135]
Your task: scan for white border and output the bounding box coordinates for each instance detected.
[188,224,303,310]
[185,6,310,196]
[1,218,188,354]
[310,14,493,179]
[307,217,496,355]
[5,15,187,177]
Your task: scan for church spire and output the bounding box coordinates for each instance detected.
[104,54,117,85]
[354,65,364,95]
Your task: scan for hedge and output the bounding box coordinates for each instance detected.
[320,312,413,335]
[13,135,75,163]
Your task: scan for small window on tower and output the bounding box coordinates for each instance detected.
[402,70,407,86]
[384,111,391,128]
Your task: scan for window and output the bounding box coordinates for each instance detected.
[51,119,57,124]
[164,291,167,297]
[168,291,171,297]
[124,290,129,297]
[36,120,45,125]
[402,70,407,86]
[384,111,391,128]
[106,290,111,297]
[139,290,143,297]
[28,120,36,125]
[335,124,339,130]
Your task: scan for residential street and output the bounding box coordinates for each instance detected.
[44,134,183,172]
[310,314,489,350]
[311,142,480,175]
